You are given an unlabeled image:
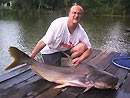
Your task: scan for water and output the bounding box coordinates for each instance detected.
[0,14,130,75]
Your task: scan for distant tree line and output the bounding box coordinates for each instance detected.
[0,0,130,15]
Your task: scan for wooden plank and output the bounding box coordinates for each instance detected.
[83,49,101,63]
[78,88,98,98]
[78,88,117,98]
[93,50,112,66]
[56,87,84,98]
[0,75,54,98]
[103,52,120,75]
[86,50,111,66]
[105,63,119,75]
[96,52,118,70]
[0,65,30,83]
[100,52,129,90]
[90,53,129,98]
[116,72,130,98]
[0,75,39,98]
[102,54,129,98]
[93,89,117,98]
[36,84,62,98]
[115,68,129,90]
[0,69,35,90]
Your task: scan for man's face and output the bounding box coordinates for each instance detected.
[68,6,83,24]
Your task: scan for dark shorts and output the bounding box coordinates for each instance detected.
[42,49,71,66]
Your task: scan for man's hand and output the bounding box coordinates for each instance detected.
[72,58,82,66]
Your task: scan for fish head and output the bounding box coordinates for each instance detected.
[87,70,119,89]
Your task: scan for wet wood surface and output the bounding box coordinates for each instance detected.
[0,49,130,98]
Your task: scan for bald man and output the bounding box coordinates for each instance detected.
[30,4,92,66]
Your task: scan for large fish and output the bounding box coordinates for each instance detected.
[5,46,118,93]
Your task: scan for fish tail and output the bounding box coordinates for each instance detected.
[5,46,33,70]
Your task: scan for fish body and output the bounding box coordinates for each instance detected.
[5,47,118,92]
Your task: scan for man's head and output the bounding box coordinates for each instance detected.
[68,4,84,24]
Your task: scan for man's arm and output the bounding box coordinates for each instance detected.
[30,40,46,58]
[72,48,92,66]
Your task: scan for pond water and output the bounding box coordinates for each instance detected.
[0,13,130,75]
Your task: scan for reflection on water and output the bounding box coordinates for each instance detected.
[0,20,22,74]
[82,15,130,52]
[102,22,129,52]
[0,14,130,75]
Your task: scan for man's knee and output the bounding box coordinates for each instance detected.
[71,42,87,55]
[78,43,87,53]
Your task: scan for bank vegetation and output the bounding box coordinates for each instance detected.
[0,0,130,15]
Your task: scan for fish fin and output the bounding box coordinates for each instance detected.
[61,51,73,66]
[5,46,32,70]
[5,60,25,70]
[54,83,70,89]
[81,83,93,94]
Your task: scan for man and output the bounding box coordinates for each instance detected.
[30,4,92,66]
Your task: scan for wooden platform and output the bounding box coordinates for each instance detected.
[0,49,130,98]
[126,28,130,32]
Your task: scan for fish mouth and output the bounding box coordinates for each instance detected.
[94,82,118,89]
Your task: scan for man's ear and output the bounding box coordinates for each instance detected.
[68,11,70,16]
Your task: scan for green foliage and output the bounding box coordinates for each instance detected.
[0,0,130,15]
[12,0,39,10]
[120,0,130,10]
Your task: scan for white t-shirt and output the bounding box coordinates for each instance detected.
[41,17,91,54]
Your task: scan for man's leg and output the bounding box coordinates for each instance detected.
[42,42,87,66]
[42,52,62,66]
[70,42,87,58]
[42,49,72,66]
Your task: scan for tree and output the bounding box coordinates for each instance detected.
[6,0,130,15]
